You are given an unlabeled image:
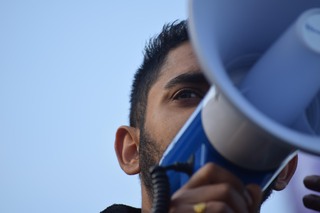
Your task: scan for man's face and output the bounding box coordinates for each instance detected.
[139,42,210,193]
[137,41,290,208]
[144,41,210,160]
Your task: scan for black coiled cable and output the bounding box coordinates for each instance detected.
[150,166,171,213]
[150,158,194,213]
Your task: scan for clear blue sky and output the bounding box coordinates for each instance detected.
[0,1,319,212]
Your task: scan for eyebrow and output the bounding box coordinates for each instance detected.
[164,71,209,89]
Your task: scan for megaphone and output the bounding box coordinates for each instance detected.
[155,0,320,199]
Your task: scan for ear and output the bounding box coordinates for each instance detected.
[114,125,140,175]
[273,154,298,191]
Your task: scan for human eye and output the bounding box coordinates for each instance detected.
[172,88,204,106]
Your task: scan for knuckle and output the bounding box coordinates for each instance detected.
[205,162,217,170]
[207,202,233,213]
[220,184,234,198]
[202,163,218,175]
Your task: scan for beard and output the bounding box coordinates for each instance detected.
[138,126,275,205]
[261,180,275,203]
[139,126,164,200]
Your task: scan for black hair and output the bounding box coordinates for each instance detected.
[129,20,189,128]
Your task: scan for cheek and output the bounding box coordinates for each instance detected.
[145,106,196,151]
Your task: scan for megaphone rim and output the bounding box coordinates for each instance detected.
[188,0,320,156]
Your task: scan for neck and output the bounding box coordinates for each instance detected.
[141,184,152,213]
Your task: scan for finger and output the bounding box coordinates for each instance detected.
[176,163,245,194]
[171,183,250,212]
[304,175,320,192]
[169,201,235,213]
[206,201,235,213]
[303,194,320,211]
[246,184,263,213]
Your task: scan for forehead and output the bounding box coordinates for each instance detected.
[158,42,202,81]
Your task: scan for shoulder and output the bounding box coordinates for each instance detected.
[101,204,141,213]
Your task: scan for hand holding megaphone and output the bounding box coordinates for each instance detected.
[169,163,262,213]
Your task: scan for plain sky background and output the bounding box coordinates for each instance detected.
[1,1,320,212]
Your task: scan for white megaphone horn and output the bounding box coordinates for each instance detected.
[188,0,320,173]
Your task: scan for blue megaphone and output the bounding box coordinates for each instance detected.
[158,0,320,196]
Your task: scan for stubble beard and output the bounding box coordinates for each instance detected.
[138,126,274,206]
[139,126,164,201]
